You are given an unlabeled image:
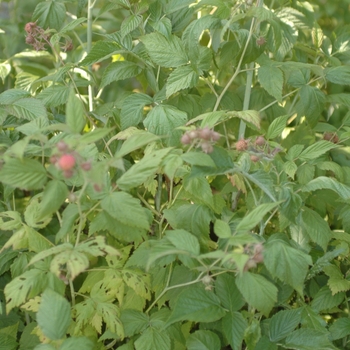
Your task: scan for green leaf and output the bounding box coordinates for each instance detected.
[79,127,114,145]
[183,175,214,208]
[7,98,47,121]
[285,329,335,350]
[324,264,350,294]
[134,327,170,350]
[5,269,45,313]
[38,180,68,219]
[33,1,66,30]
[80,41,121,66]
[117,148,171,191]
[214,219,231,238]
[66,90,85,134]
[283,161,298,179]
[60,337,94,350]
[264,237,312,294]
[236,202,282,233]
[101,61,142,88]
[269,309,302,342]
[221,312,247,350]
[227,110,260,129]
[0,334,17,350]
[120,309,149,337]
[325,66,350,85]
[166,65,199,98]
[301,207,331,251]
[36,289,71,340]
[186,330,221,350]
[28,243,74,266]
[299,140,338,161]
[236,272,278,316]
[297,86,326,126]
[166,287,225,326]
[215,274,245,312]
[115,131,160,158]
[258,65,283,102]
[101,192,150,230]
[120,93,153,130]
[266,115,288,139]
[144,105,187,146]
[0,211,22,231]
[59,17,86,34]
[141,32,188,67]
[0,158,47,190]
[311,286,344,312]
[121,14,142,37]
[302,176,350,199]
[181,152,217,168]
[165,229,200,255]
[329,318,350,340]
[37,85,71,107]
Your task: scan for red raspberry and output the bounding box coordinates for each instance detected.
[235,139,248,151]
[58,154,76,170]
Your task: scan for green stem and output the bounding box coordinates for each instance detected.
[87,0,94,112]
[69,279,76,306]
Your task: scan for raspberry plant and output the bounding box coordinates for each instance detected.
[1,0,350,349]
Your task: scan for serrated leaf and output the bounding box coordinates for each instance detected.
[285,328,335,350]
[166,229,200,255]
[7,98,47,120]
[117,148,171,191]
[236,272,277,316]
[181,152,217,168]
[33,1,66,30]
[302,176,350,199]
[324,264,350,294]
[166,65,199,98]
[120,310,149,337]
[101,61,142,88]
[329,318,350,340]
[165,287,225,326]
[325,66,350,85]
[214,219,231,238]
[59,17,86,33]
[36,289,71,340]
[38,180,68,219]
[264,237,312,294]
[283,160,298,179]
[0,89,30,104]
[115,131,160,158]
[121,14,142,37]
[227,110,260,129]
[80,41,122,66]
[60,337,94,350]
[0,158,47,190]
[101,192,150,230]
[141,32,188,67]
[66,90,85,134]
[215,274,245,312]
[269,309,302,342]
[222,312,247,350]
[258,65,283,102]
[236,201,282,233]
[120,93,153,130]
[0,211,22,231]
[134,327,170,350]
[266,115,288,139]
[5,269,45,313]
[301,207,331,251]
[311,285,344,312]
[186,330,221,350]
[299,140,338,161]
[37,85,71,107]
[79,127,114,144]
[183,175,214,208]
[144,105,187,146]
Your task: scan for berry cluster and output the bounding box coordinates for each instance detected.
[24,22,73,52]
[244,243,264,271]
[50,141,91,178]
[181,127,221,154]
[235,136,280,162]
[323,132,339,144]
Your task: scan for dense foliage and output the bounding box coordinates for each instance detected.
[1,0,350,349]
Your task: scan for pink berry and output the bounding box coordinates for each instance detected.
[201,142,214,154]
[255,136,266,147]
[211,131,221,141]
[199,127,212,140]
[181,133,192,145]
[58,154,76,170]
[81,162,92,171]
[56,140,68,152]
[188,130,199,140]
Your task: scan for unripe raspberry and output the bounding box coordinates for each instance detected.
[235,139,248,151]
[323,132,339,144]
[50,155,59,164]
[199,127,212,140]
[188,130,199,140]
[67,192,77,202]
[256,36,266,46]
[24,22,37,33]
[93,183,102,192]
[63,169,74,178]
[81,162,92,171]
[201,141,214,154]
[211,131,221,141]
[255,136,266,146]
[244,259,257,271]
[56,140,68,152]
[181,133,192,145]
[250,155,259,162]
[25,35,35,44]
[202,275,212,285]
[58,154,76,170]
